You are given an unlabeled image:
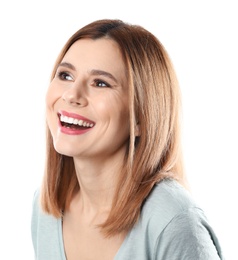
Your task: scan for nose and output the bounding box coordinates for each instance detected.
[62,82,88,107]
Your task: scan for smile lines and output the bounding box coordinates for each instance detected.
[60,115,94,128]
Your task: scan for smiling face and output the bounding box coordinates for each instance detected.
[46,38,130,160]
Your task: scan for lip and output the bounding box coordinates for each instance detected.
[58,110,95,135]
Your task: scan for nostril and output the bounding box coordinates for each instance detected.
[62,96,82,106]
[62,90,87,106]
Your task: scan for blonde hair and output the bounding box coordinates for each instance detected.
[41,19,185,237]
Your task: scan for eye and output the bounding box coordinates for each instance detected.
[94,79,111,88]
[57,71,73,81]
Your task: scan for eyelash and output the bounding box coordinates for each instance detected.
[94,79,111,88]
[57,71,111,88]
[57,71,72,81]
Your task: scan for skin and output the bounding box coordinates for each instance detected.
[46,38,130,259]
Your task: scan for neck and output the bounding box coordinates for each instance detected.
[72,154,124,213]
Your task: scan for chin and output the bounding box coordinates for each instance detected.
[53,141,76,157]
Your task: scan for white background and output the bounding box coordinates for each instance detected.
[0,0,237,259]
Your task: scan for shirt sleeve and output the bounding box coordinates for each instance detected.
[154,207,224,260]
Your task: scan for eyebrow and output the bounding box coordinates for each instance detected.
[57,62,118,83]
[90,69,118,83]
[57,62,76,71]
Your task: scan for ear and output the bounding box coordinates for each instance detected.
[135,123,141,137]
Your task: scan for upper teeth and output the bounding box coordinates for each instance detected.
[60,115,94,128]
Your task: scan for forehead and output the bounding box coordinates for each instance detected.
[62,38,126,80]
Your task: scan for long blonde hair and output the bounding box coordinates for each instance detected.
[41,19,185,237]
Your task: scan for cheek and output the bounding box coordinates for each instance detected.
[45,84,58,108]
[46,108,56,135]
[95,96,129,122]
[45,84,61,134]
[110,100,130,133]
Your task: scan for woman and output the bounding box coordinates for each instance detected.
[31,19,223,259]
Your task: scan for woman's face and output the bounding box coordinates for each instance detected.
[46,38,130,160]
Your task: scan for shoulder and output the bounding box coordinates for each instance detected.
[117,179,223,259]
[142,178,214,239]
[141,178,199,225]
[31,188,65,259]
[31,188,60,234]
[144,179,223,259]
[31,188,40,236]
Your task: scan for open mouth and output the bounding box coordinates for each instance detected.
[59,114,94,130]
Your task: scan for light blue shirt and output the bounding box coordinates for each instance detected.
[31,179,224,259]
